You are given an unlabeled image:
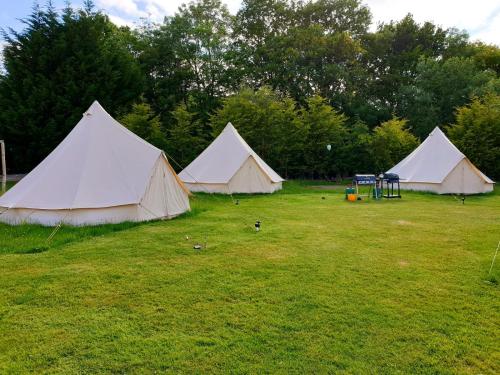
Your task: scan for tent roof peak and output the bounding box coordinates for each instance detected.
[84,100,106,117]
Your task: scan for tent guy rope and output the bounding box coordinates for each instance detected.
[488,240,500,276]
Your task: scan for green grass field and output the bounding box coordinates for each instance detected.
[0,181,499,373]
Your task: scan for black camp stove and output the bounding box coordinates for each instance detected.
[382,173,401,198]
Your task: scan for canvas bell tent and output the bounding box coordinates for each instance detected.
[179,123,284,194]
[387,127,494,194]
[0,101,190,226]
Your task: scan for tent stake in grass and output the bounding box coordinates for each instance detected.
[488,241,500,276]
[46,210,71,244]
[0,140,6,194]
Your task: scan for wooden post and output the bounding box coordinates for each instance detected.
[0,140,5,193]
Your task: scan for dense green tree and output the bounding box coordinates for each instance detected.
[399,57,497,138]
[0,2,142,172]
[167,103,207,170]
[448,94,500,180]
[233,0,369,108]
[360,14,469,127]
[299,0,371,37]
[138,23,193,124]
[140,0,236,132]
[211,87,305,177]
[173,0,236,121]
[269,26,364,107]
[470,43,500,74]
[299,96,348,178]
[370,118,419,172]
[342,120,373,174]
[119,103,167,150]
[232,0,296,86]
[1,0,498,178]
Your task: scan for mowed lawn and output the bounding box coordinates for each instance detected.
[0,182,498,373]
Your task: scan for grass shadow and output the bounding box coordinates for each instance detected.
[0,220,146,255]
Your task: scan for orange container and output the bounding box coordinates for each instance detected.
[347,194,357,202]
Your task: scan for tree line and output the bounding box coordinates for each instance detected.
[0,0,499,180]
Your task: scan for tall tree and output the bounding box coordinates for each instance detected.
[470,43,500,75]
[360,14,469,127]
[299,0,371,37]
[448,94,500,180]
[232,0,296,87]
[167,102,206,169]
[0,3,142,172]
[299,95,348,178]
[140,0,236,133]
[370,118,419,172]
[211,87,305,177]
[119,103,167,150]
[342,119,373,174]
[399,57,497,138]
[233,0,369,108]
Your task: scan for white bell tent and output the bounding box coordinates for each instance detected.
[0,101,190,226]
[179,122,284,193]
[387,127,494,194]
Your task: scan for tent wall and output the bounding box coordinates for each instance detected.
[184,181,282,194]
[184,157,282,194]
[0,205,145,226]
[183,182,229,194]
[398,182,443,194]
[387,127,494,195]
[399,159,494,194]
[0,156,190,226]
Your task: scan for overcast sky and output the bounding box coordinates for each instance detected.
[1,1,499,48]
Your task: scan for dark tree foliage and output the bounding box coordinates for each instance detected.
[211,87,305,177]
[342,120,373,174]
[167,101,207,170]
[232,0,369,109]
[1,0,499,179]
[299,0,371,37]
[448,94,500,180]
[119,102,167,150]
[140,0,236,136]
[398,57,497,138]
[359,15,463,127]
[0,3,142,172]
[299,95,348,178]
